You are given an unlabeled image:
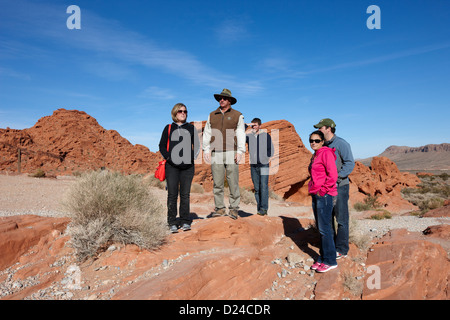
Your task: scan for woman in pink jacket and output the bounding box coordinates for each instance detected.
[308,130,338,272]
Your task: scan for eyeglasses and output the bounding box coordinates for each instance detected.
[177,110,188,114]
[219,97,229,101]
[309,139,323,144]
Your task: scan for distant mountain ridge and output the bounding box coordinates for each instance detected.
[359,143,450,171]
[381,143,450,155]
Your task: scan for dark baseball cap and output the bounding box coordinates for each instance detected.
[314,118,336,128]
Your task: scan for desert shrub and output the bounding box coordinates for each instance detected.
[190,183,204,194]
[439,172,449,181]
[239,187,257,205]
[269,188,283,201]
[144,174,166,190]
[342,271,363,297]
[349,219,371,251]
[369,209,392,220]
[401,175,449,215]
[29,168,46,178]
[353,194,382,211]
[63,170,167,261]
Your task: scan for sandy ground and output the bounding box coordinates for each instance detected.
[1,173,448,240]
[0,173,313,219]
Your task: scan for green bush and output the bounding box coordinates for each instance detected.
[63,170,167,261]
[353,194,382,211]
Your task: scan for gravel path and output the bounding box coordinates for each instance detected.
[353,215,450,239]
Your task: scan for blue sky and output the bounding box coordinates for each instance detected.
[1,0,449,159]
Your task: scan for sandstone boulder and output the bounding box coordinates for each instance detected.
[349,157,421,212]
[362,229,449,300]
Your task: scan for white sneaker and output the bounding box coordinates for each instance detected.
[336,252,347,260]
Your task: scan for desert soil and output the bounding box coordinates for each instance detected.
[1,174,448,240]
[1,173,449,301]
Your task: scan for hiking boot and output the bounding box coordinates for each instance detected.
[257,210,268,216]
[211,208,227,217]
[316,263,338,273]
[169,225,178,233]
[181,223,191,231]
[228,209,239,220]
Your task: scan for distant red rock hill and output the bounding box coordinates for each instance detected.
[0,109,421,212]
[0,109,160,176]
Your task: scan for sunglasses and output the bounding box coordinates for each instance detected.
[309,139,323,144]
[219,97,229,101]
[177,110,188,114]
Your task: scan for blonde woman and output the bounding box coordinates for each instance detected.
[159,103,200,233]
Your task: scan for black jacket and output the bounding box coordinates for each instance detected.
[159,122,200,169]
[246,131,274,166]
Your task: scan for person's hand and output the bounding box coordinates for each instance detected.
[204,151,211,164]
[235,153,243,164]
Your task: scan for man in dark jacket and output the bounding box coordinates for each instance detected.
[246,118,274,215]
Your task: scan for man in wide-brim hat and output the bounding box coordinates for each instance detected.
[203,88,246,220]
[214,88,237,105]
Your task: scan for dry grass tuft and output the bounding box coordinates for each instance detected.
[62,170,167,261]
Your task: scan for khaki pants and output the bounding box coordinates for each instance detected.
[211,151,240,210]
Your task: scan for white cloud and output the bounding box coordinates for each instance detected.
[140,86,175,100]
[215,18,251,44]
[1,0,263,95]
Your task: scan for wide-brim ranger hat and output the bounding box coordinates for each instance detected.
[214,88,237,105]
[314,118,336,129]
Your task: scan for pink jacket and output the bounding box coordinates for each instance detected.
[308,146,338,196]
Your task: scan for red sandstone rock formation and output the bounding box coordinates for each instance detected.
[0,215,69,270]
[1,215,448,300]
[0,109,160,176]
[349,157,421,212]
[362,229,449,300]
[1,109,420,212]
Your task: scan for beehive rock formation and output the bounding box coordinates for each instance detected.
[0,109,160,176]
[1,109,420,211]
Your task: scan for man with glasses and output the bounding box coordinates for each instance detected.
[203,89,246,219]
[314,118,355,260]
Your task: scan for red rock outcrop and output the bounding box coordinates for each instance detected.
[0,109,160,176]
[349,157,421,212]
[1,109,420,212]
[0,215,69,270]
[1,214,449,300]
[362,229,449,300]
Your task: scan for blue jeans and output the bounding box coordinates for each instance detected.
[312,194,337,266]
[250,165,269,214]
[333,184,350,255]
